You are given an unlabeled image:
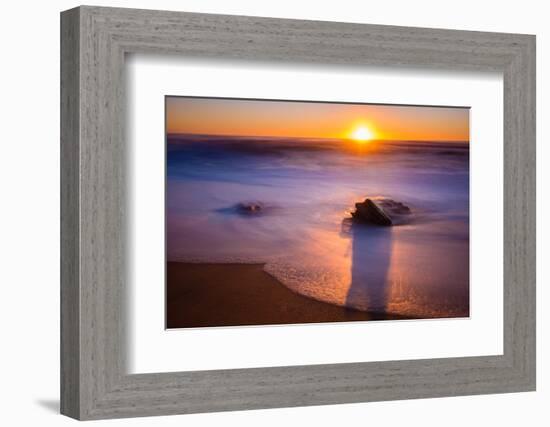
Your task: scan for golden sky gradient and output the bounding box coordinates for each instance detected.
[166,97,469,142]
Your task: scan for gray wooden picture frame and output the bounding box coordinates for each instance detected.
[60,5,536,420]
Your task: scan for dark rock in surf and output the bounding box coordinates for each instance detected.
[236,202,263,215]
[352,199,393,226]
[378,199,412,215]
[352,198,412,226]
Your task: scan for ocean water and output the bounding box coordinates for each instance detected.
[167,134,470,319]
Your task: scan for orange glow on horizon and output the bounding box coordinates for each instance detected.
[166,97,470,143]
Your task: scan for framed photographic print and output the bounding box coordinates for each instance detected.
[61,6,536,420]
[164,96,471,329]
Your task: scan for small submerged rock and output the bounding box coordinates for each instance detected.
[236,202,264,215]
[216,201,275,217]
[352,198,411,226]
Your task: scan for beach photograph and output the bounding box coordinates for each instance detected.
[165,96,470,329]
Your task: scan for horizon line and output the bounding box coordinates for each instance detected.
[166,132,470,144]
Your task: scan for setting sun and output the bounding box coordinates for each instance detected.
[350,125,375,143]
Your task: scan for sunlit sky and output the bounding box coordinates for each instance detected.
[166,97,469,142]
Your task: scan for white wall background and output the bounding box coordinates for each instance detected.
[0,0,546,425]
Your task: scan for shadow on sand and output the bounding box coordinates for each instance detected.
[341,218,393,313]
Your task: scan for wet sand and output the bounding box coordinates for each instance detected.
[166,262,413,328]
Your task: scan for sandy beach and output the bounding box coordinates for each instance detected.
[166,262,414,328]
